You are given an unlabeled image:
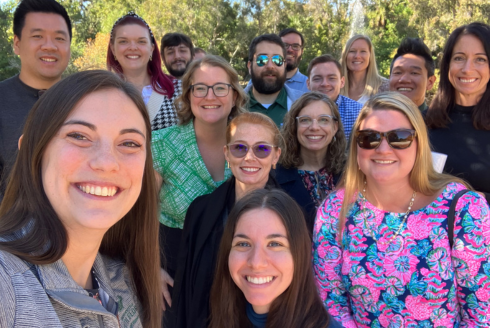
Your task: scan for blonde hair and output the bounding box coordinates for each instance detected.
[340,35,384,99]
[337,92,470,240]
[226,112,282,147]
[176,55,248,125]
[280,92,346,174]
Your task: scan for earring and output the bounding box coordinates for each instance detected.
[333,135,336,142]
[227,162,230,169]
[272,163,276,170]
[114,55,117,61]
[149,54,152,61]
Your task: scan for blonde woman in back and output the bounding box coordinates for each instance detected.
[340,35,389,104]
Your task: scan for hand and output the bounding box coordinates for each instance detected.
[160,268,174,311]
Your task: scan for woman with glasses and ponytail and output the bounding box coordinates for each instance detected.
[107,12,180,131]
[313,92,489,327]
[275,92,346,233]
[151,55,247,307]
[169,112,281,328]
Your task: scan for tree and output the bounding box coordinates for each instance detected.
[0,1,20,81]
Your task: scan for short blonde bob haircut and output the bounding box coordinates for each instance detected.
[176,55,248,125]
[340,34,384,99]
[280,92,346,175]
[337,92,470,239]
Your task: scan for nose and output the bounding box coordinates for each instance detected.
[461,59,473,73]
[320,78,329,86]
[398,72,409,82]
[309,119,320,130]
[375,137,392,153]
[247,245,268,269]
[204,87,217,99]
[129,40,137,50]
[89,141,120,172]
[40,36,57,51]
[244,146,256,161]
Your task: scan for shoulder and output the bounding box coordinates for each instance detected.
[444,182,489,216]
[0,75,17,89]
[337,95,363,110]
[284,84,305,100]
[316,189,345,223]
[0,249,32,276]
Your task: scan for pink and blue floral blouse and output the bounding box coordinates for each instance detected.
[313,182,490,327]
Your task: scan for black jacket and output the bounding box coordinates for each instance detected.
[273,163,341,233]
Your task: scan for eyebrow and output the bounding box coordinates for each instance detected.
[63,120,146,139]
[232,140,271,145]
[30,28,68,37]
[394,65,423,70]
[233,233,288,239]
[453,52,487,56]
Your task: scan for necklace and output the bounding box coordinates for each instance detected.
[360,182,416,244]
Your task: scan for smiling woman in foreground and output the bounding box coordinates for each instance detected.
[313,92,490,327]
[0,70,161,327]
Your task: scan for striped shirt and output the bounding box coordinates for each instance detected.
[151,120,232,229]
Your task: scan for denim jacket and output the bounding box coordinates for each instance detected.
[0,250,143,327]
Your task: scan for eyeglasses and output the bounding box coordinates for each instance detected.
[356,129,417,150]
[255,55,284,67]
[296,115,337,127]
[227,143,277,159]
[190,83,233,98]
[284,43,302,51]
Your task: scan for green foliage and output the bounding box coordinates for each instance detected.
[0,0,489,82]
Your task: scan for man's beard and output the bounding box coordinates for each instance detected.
[286,54,302,72]
[165,59,189,78]
[251,66,287,95]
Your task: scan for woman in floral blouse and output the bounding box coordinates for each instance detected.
[276,92,347,232]
[313,92,490,327]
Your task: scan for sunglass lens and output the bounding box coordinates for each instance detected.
[387,130,413,149]
[256,55,268,67]
[230,144,248,157]
[253,144,272,158]
[357,132,380,149]
[272,55,284,66]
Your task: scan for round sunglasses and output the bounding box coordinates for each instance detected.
[227,143,277,159]
[255,55,284,67]
[356,129,417,150]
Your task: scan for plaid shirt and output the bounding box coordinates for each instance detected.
[151,121,232,229]
[335,95,363,142]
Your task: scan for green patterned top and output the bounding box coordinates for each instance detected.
[151,120,232,229]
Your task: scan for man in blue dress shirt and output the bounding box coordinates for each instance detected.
[306,54,363,141]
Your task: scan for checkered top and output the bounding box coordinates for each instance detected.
[336,95,363,142]
[151,79,181,131]
[151,121,232,228]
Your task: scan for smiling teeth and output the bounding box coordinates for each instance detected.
[79,185,117,197]
[202,106,219,109]
[247,276,274,284]
[307,136,323,140]
[374,160,395,164]
[242,167,259,172]
[127,55,139,59]
[397,88,413,91]
[460,78,476,83]
[41,58,56,62]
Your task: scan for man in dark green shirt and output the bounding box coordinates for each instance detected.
[244,34,304,127]
[389,38,436,112]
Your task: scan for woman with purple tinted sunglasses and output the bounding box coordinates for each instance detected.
[169,112,281,328]
[313,92,489,327]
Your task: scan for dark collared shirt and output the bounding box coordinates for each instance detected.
[418,101,428,112]
[248,88,288,127]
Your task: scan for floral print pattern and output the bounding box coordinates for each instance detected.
[298,167,335,207]
[313,182,490,327]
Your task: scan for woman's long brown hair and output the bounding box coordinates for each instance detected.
[209,189,329,328]
[0,70,162,327]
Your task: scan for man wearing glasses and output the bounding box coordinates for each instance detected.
[244,34,304,127]
[278,28,309,92]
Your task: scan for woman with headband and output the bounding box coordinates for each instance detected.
[107,11,180,131]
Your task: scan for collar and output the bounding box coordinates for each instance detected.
[248,87,288,110]
[287,69,307,83]
[418,101,428,112]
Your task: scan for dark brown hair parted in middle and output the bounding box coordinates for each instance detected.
[280,92,346,174]
[209,189,330,328]
[0,70,162,327]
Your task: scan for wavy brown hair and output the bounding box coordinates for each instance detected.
[209,189,330,328]
[0,70,162,327]
[425,22,490,130]
[176,55,248,125]
[280,92,346,174]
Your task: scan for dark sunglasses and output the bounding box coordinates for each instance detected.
[227,143,276,159]
[356,129,417,150]
[255,55,284,67]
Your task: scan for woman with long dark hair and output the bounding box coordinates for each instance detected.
[426,22,490,203]
[0,70,162,327]
[107,11,180,130]
[209,189,341,328]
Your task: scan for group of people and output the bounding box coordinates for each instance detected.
[0,0,489,327]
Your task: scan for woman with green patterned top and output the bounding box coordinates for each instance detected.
[151,55,248,287]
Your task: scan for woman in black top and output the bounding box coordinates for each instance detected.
[169,112,281,328]
[209,189,341,328]
[276,92,346,232]
[426,22,490,203]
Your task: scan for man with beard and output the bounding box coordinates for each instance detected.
[279,28,309,92]
[160,33,194,79]
[244,34,304,127]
